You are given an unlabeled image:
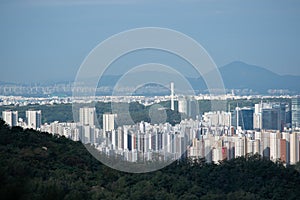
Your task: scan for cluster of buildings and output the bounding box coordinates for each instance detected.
[0,95,172,107]
[38,108,188,162]
[36,105,300,165]
[0,96,72,106]
[231,102,291,132]
[188,127,300,165]
[2,92,300,165]
[2,110,41,130]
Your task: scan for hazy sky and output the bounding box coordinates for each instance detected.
[0,0,300,83]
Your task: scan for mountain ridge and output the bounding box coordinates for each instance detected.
[1,61,299,95]
[218,61,300,93]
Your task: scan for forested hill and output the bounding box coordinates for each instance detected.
[1,120,300,200]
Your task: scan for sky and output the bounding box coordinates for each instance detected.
[0,0,300,83]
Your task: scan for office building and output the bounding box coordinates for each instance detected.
[232,107,254,130]
[262,103,288,131]
[2,110,18,127]
[254,102,289,131]
[262,108,280,130]
[292,96,300,129]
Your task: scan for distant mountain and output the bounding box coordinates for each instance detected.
[218,61,300,94]
[186,61,300,94]
[1,61,299,96]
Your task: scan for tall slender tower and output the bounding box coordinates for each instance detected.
[170,82,174,111]
[236,106,240,128]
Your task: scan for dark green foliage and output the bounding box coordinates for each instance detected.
[1,120,300,200]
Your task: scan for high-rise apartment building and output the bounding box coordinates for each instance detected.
[203,111,231,127]
[2,110,18,127]
[290,132,299,165]
[261,131,270,159]
[26,110,41,130]
[103,113,116,133]
[178,97,187,114]
[178,96,199,119]
[253,103,263,129]
[79,107,96,126]
[235,137,246,157]
[282,132,290,164]
[280,139,287,164]
[270,132,280,162]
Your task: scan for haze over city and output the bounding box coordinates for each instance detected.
[1,0,300,83]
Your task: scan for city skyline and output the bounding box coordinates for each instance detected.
[1,90,300,173]
[2,97,299,168]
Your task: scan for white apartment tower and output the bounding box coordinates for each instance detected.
[103,113,116,133]
[290,132,299,164]
[26,110,41,130]
[270,132,280,162]
[79,107,96,126]
[2,110,18,127]
[253,103,262,129]
[178,97,187,114]
[178,96,199,119]
[235,137,246,158]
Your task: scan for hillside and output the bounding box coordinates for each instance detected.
[1,120,300,200]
